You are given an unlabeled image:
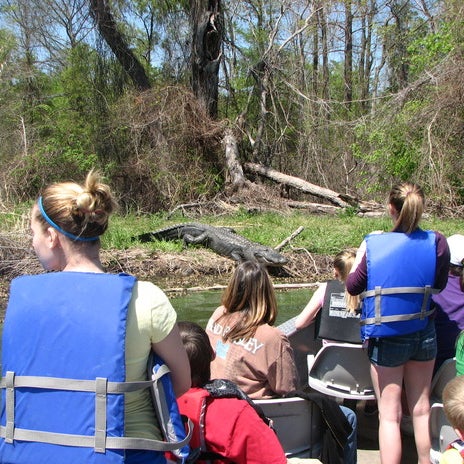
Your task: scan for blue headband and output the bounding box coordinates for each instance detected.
[38,196,100,242]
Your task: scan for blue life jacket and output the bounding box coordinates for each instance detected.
[360,230,438,340]
[149,354,192,463]
[0,272,191,464]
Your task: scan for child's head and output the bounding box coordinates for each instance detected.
[220,260,277,341]
[178,321,215,387]
[333,248,359,313]
[333,248,357,281]
[442,375,464,437]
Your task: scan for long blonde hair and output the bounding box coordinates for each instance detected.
[389,182,424,234]
[35,170,117,241]
[219,260,278,342]
[333,249,360,313]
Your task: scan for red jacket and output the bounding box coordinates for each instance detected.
[177,387,286,464]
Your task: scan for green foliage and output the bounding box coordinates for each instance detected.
[352,100,426,187]
[408,25,454,77]
[11,140,98,196]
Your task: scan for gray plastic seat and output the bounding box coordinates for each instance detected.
[278,316,322,390]
[307,342,376,400]
[254,397,322,458]
[428,358,458,464]
[430,358,456,404]
[429,402,459,464]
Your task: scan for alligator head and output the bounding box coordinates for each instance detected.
[250,246,288,266]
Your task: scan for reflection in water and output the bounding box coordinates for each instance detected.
[171,288,312,328]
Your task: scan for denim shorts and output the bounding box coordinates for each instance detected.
[367,319,437,367]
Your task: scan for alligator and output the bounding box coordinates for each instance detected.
[135,222,288,266]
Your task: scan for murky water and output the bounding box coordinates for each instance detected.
[171,287,312,327]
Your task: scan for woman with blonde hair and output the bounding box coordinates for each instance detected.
[346,182,450,464]
[206,260,299,399]
[295,248,360,339]
[0,171,190,464]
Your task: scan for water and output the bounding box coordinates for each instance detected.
[171,287,312,328]
[0,288,314,364]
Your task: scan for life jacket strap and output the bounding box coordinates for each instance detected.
[0,369,192,453]
[5,371,14,444]
[0,426,193,452]
[360,285,439,326]
[0,368,170,392]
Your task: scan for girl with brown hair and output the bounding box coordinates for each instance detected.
[206,260,299,399]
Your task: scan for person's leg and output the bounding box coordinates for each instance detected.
[403,359,435,464]
[339,405,357,464]
[370,363,404,464]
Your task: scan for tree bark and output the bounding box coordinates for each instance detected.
[190,0,223,118]
[223,129,247,190]
[89,0,151,91]
[243,162,358,208]
[344,0,353,109]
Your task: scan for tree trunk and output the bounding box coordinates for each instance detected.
[190,0,223,119]
[89,0,151,91]
[320,3,329,105]
[243,162,357,208]
[344,0,353,109]
[223,129,247,190]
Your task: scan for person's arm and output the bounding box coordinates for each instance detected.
[346,253,367,295]
[152,324,191,397]
[294,283,326,330]
[435,232,451,291]
[269,334,299,396]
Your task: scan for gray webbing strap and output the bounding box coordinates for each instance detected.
[5,371,15,443]
[361,286,440,299]
[0,417,194,452]
[360,285,439,326]
[0,376,153,393]
[361,308,435,326]
[95,378,107,453]
[374,286,382,325]
[420,285,433,319]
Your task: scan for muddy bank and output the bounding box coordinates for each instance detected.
[0,246,333,321]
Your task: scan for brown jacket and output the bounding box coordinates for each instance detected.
[206,307,299,399]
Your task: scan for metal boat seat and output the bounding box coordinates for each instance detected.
[254,397,322,458]
[430,357,456,404]
[278,316,322,390]
[307,342,376,400]
[429,402,459,464]
[428,358,458,464]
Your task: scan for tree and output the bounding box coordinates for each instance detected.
[89,0,151,90]
[190,0,223,118]
[343,0,353,109]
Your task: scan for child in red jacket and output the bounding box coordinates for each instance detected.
[175,321,287,464]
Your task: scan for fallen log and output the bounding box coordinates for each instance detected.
[285,200,340,214]
[244,162,358,208]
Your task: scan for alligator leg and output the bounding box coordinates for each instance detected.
[183,232,208,246]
